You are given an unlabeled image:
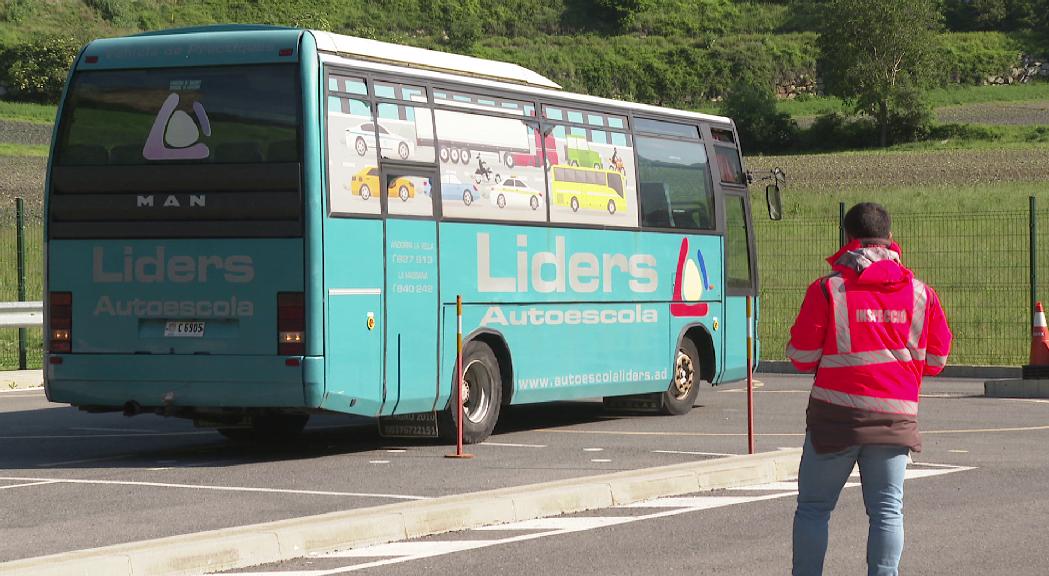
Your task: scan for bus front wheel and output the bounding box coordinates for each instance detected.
[439,340,502,444]
[660,338,701,415]
[570,196,580,212]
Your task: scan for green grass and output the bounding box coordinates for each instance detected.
[0,101,57,125]
[0,218,43,370]
[0,142,49,157]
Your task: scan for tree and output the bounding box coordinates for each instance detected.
[0,36,80,104]
[719,78,798,154]
[816,0,942,147]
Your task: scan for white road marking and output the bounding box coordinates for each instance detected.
[590,458,612,463]
[0,387,43,394]
[369,460,390,464]
[652,450,737,457]
[70,427,158,433]
[728,481,802,491]
[324,540,496,557]
[0,431,215,440]
[0,480,60,490]
[621,495,759,509]
[482,442,548,448]
[476,516,631,531]
[0,476,427,500]
[38,454,136,467]
[949,450,969,453]
[385,449,407,453]
[583,447,604,452]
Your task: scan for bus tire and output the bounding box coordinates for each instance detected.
[355,137,368,156]
[439,340,502,444]
[660,338,701,415]
[570,196,580,212]
[398,142,410,159]
[461,149,472,165]
[497,194,506,209]
[360,184,371,200]
[607,199,616,214]
[219,413,309,443]
[451,148,461,163]
[440,147,449,163]
[504,153,515,169]
[530,195,540,210]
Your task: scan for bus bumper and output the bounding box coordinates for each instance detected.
[44,354,319,409]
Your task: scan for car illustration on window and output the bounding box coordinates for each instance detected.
[440,172,479,206]
[350,167,417,201]
[346,121,413,160]
[489,177,543,211]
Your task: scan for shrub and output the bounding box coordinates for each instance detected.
[719,78,798,154]
[0,36,81,104]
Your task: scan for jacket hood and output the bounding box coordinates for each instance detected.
[827,239,912,287]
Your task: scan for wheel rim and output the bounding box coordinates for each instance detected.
[530,195,539,210]
[399,186,409,201]
[497,194,505,208]
[571,197,579,212]
[361,185,370,199]
[464,191,473,205]
[672,348,695,400]
[608,200,616,214]
[355,138,366,156]
[462,359,492,424]
[399,143,409,159]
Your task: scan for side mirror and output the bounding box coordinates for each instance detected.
[766,184,782,221]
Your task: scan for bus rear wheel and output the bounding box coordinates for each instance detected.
[439,340,503,444]
[659,338,701,415]
[218,413,309,443]
[570,196,580,212]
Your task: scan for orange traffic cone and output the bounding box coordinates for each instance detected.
[1023,302,1049,379]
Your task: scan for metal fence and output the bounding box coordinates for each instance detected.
[756,200,1047,367]
[1,197,1045,369]
[1,198,43,369]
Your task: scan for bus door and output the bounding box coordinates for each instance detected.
[721,192,757,382]
[382,168,440,415]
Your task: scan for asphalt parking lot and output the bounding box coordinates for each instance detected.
[2,373,1046,566]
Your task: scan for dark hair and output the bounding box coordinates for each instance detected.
[843,202,891,240]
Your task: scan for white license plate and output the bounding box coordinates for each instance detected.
[164,321,205,337]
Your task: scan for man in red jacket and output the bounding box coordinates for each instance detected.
[788,202,952,576]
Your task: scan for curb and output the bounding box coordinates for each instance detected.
[1,448,801,576]
[984,378,1049,398]
[0,370,42,391]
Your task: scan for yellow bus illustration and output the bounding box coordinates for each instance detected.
[550,164,626,214]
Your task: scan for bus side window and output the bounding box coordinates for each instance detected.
[608,173,624,197]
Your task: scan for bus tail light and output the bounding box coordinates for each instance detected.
[277,292,305,356]
[49,292,72,353]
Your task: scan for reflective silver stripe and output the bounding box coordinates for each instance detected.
[927,354,948,368]
[912,348,926,361]
[820,348,914,368]
[811,386,919,416]
[909,279,927,350]
[786,343,822,363]
[827,276,851,353]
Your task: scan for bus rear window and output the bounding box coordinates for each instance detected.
[56,64,300,166]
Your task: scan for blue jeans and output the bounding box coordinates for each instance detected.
[792,434,910,576]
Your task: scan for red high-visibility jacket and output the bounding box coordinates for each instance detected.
[786,240,952,452]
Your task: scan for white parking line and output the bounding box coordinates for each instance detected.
[652,450,738,457]
[0,480,60,490]
[481,442,548,448]
[0,431,215,440]
[0,476,428,500]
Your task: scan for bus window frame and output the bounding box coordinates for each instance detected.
[322,62,729,237]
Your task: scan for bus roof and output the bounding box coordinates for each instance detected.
[311,30,734,128]
[311,31,561,90]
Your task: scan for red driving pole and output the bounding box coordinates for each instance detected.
[746,295,755,454]
[447,295,473,459]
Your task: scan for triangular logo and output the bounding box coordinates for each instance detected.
[143,93,211,160]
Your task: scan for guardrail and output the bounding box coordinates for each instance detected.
[0,301,43,328]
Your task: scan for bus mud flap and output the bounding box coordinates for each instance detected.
[378,411,439,438]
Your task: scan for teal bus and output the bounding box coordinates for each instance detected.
[44,25,775,443]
